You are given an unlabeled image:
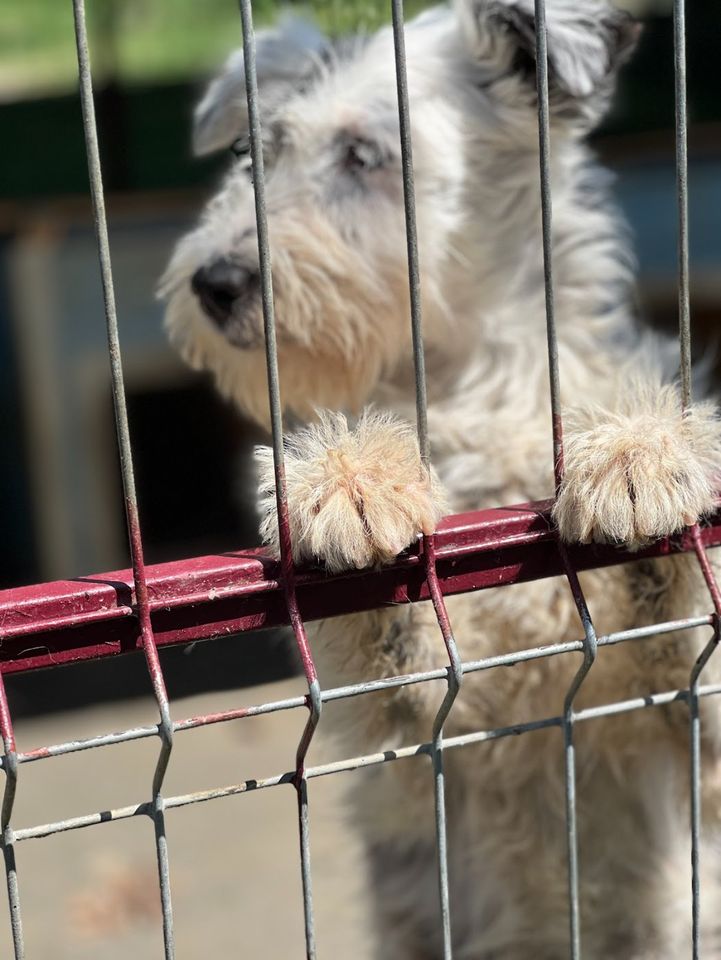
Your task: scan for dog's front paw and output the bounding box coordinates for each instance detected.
[256,412,447,572]
[553,386,721,547]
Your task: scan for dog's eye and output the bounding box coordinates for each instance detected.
[230,136,250,160]
[342,137,386,174]
[229,132,277,177]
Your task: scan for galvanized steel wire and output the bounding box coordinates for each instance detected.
[390,0,464,954]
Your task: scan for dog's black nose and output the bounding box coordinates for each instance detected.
[191,258,257,326]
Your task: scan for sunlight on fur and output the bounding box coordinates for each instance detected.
[555,382,721,545]
[257,411,447,571]
[160,0,721,955]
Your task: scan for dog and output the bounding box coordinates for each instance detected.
[159,1,721,955]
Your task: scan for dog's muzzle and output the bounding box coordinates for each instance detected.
[191,257,261,347]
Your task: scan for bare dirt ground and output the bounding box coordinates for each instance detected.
[0,678,375,959]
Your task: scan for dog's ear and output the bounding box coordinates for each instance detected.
[458,0,640,119]
[193,16,328,157]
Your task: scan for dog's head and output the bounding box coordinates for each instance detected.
[159,0,638,426]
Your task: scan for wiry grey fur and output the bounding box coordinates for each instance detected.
[160,1,721,955]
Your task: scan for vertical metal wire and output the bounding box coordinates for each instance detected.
[70,2,175,955]
[533,0,563,490]
[687,528,721,960]
[236,2,322,956]
[391,1,462,955]
[558,553,597,960]
[673,0,703,934]
[388,0,429,559]
[425,537,464,959]
[688,663,704,960]
[390,0,429,465]
[673,0,691,410]
[670,4,720,951]
[533,2,597,956]
[0,676,23,960]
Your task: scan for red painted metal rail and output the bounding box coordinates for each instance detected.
[3,500,720,676]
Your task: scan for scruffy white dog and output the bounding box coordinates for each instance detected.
[160,1,721,955]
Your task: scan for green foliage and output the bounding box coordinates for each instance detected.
[0,0,433,96]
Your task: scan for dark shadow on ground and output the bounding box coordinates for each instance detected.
[5,627,300,718]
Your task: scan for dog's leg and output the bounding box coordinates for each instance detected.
[256,409,455,742]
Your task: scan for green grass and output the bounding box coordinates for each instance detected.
[0,0,434,97]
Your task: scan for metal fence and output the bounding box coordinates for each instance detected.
[0,0,720,958]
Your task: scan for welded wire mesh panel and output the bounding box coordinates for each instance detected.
[0,0,720,958]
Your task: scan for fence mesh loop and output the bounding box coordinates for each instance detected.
[688,525,721,959]
[531,0,602,953]
[236,0,324,953]
[71,0,177,954]
[0,675,23,959]
[390,0,466,951]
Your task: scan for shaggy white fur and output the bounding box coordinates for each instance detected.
[160,1,721,956]
[257,412,447,571]
[555,383,721,545]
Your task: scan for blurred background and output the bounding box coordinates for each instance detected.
[0,0,720,955]
[2,0,720,597]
